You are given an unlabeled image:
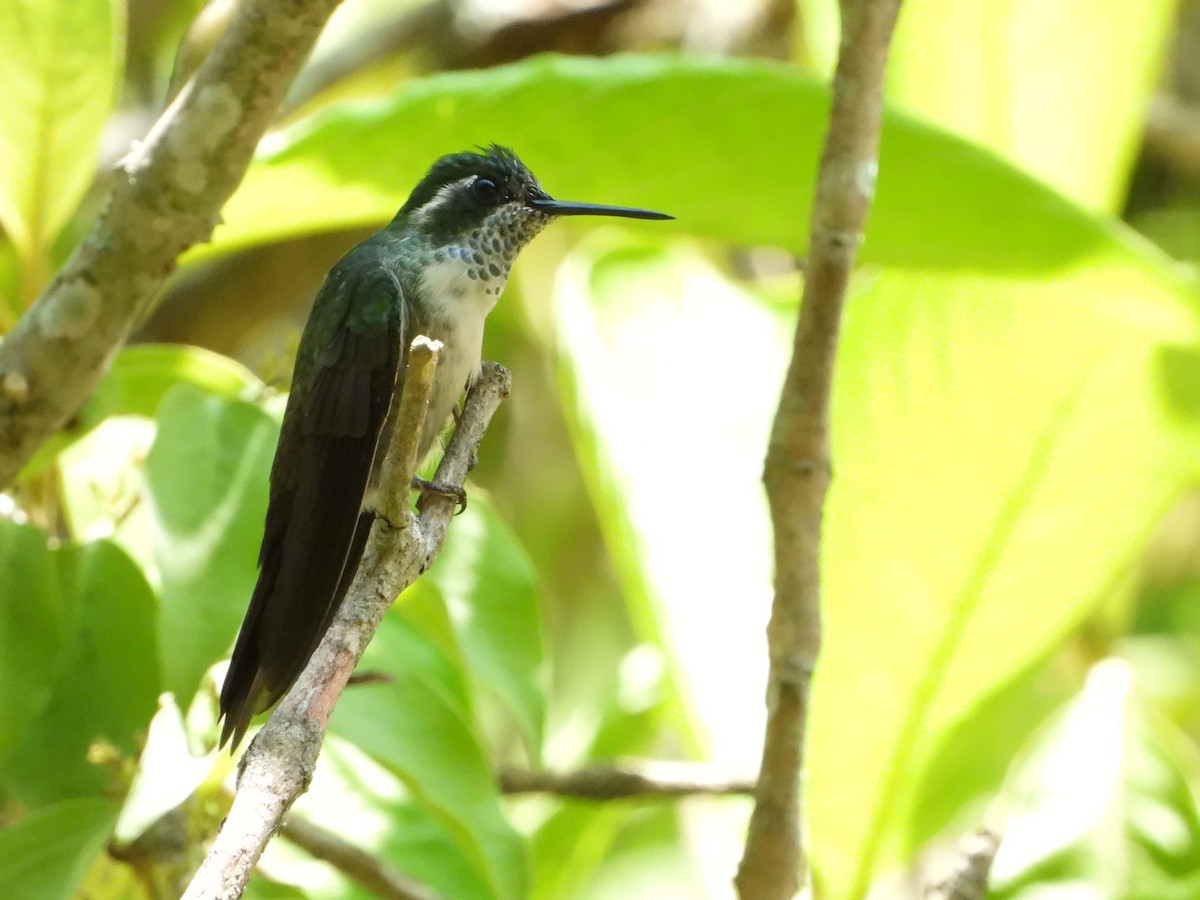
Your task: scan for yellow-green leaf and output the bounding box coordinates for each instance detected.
[0,0,122,291]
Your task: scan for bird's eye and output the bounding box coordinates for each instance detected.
[472,177,500,201]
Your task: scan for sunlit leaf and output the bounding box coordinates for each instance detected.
[143,384,277,707]
[992,661,1200,898]
[195,54,1157,274]
[22,343,263,479]
[552,223,1200,897]
[552,241,785,772]
[270,736,494,900]
[331,611,527,900]
[85,344,262,424]
[0,797,119,900]
[56,416,155,548]
[886,0,1175,212]
[0,0,122,273]
[809,260,1200,896]
[425,495,547,756]
[113,696,214,844]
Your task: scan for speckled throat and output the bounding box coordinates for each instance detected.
[426,204,552,297]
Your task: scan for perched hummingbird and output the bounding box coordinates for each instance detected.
[219,145,671,749]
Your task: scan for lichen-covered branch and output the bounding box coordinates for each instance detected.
[181,352,511,900]
[734,1,903,898]
[0,0,345,490]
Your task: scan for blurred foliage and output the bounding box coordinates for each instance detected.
[4,0,1200,898]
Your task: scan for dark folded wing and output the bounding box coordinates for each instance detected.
[219,262,403,748]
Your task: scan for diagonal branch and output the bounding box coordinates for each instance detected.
[279,811,440,900]
[0,0,345,490]
[735,1,903,897]
[181,348,511,900]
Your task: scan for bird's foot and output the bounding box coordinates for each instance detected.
[412,476,467,514]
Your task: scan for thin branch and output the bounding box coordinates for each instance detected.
[0,0,344,490]
[279,812,440,900]
[925,829,1001,900]
[1143,93,1200,182]
[498,762,755,799]
[735,1,903,898]
[181,350,511,900]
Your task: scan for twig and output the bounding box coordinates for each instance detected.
[279,812,440,900]
[0,0,344,490]
[924,829,1001,900]
[498,762,755,799]
[734,1,903,898]
[1143,93,1200,181]
[181,351,511,900]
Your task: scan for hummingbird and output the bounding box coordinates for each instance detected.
[218,145,671,749]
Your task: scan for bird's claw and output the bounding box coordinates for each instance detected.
[412,476,467,514]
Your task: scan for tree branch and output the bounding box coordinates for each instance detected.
[181,348,511,900]
[925,829,1000,900]
[498,762,755,799]
[279,811,440,900]
[0,0,344,490]
[735,1,903,897]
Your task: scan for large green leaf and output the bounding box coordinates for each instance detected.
[194,54,1155,274]
[22,343,263,480]
[885,0,1176,212]
[331,611,527,900]
[143,383,277,706]
[550,224,1200,898]
[0,797,119,900]
[991,661,1200,899]
[0,522,68,766]
[1,539,159,806]
[425,495,547,755]
[551,240,782,773]
[0,0,122,276]
[810,262,1200,897]
[86,344,262,424]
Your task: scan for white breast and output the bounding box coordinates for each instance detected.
[415,256,506,458]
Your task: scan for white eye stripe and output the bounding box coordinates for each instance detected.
[413,176,476,224]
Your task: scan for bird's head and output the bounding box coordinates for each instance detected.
[398,144,671,249]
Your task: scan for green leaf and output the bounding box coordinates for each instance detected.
[0,797,119,900]
[331,611,527,900]
[0,0,122,275]
[85,344,262,424]
[808,261,1200,897]
[22,343,263,479]
[56,416,155,556]
[886,0,1175,212]
[552,242,785,771]
[550,228,1200,898]
[1,540,159,806]
[0,522,68,767]
[991,661,1200,899]
[271,737,495,900]
[143,383,277,706]
[424,495,547,755]
[196,54,1157,274]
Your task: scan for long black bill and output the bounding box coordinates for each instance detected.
[530,198,673,220]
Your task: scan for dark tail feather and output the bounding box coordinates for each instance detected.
[217,511,375,751]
